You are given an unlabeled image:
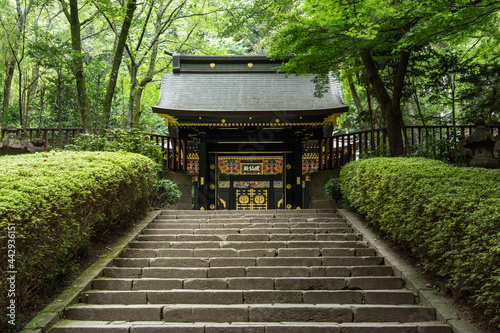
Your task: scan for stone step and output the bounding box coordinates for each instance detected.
[64,304,436,323]
[127,240,369,249]
[160,209,338,216]
[154,217,346,223]
[147,222,351,229]
[141,227,355,234]
[50,320,452,333]
[83,289,415,305]
[91,276,403,291]
[135,233,361,242]
[116,255,382,267]
[119,248,377,259]
[102,265,394,278]
[119,249,382,263]
[43,209,455,333]
[114,249,376,265]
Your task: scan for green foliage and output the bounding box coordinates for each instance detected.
[360,144,391,159]
[324,178,342,202]
[405,137,456,162]
[66,128,164,167]
[341,158,500,324]
[149,178,181,209]
[325,178,350,208]
[0,151,156,331]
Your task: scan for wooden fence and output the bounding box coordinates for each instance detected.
[1,127,188,172]
[319,125,500,170]
[145,134,187,172]
[0,128,84,151]
[4,124,499,172]
[319,129,387,170]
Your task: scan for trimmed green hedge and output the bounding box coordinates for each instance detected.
[340,158,500,324]
[0,151,156,330]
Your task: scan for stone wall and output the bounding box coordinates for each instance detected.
[310,169,340,209]
[161,172,193,210]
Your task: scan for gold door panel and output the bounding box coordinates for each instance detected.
[236,189,268,210]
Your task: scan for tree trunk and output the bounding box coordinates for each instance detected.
[360,49,406,157]
[101,0,137,131]
[132,82,150,128]
[1,61,15,127]
[57,67,63,148]
[127,68,137,128]
[66,0,93,133]
[38,87,45,130]
[26,64,40,128]
[347,73,364,115]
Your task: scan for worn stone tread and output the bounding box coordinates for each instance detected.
[50,320,452,333]
[47,209,454,333]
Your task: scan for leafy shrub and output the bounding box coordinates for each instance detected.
[325,178,342,202]
[340,157,500,325]
[0,151,156,331]
[405,137,456,162]
[67,128,164,167]
[359,144,391,159]
[149,178,181,209]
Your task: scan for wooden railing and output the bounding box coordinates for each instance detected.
[319,125,500,170]
[319,129,387,170]
[1,127,188,172]
[403,125,500,155]
[145,134,187,172]
[1,128,84,151]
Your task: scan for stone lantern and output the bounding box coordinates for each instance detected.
[29,137,46,153]
[0,125,29,155]
[464,117,499,169]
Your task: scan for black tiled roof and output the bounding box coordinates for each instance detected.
[153,55,348,117]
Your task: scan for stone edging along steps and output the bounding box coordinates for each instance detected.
[23,209,477,333]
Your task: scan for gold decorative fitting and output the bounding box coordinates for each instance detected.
[296,206,301,210]
[200,207,205,211]
[277,198,283,208]
[219,198,227,209]
[286,204,292,209]
[275,119,280,123]
[255,195,265,204]
[221,119,226,123]
[210,63,215,68]
[210,204,215,210]
[286,184,292,190]
[200,177,205,186]
[249,117,252,120]
[199,117,202,120]
[286,164,292,170]
[248,63,253,68]
[239,195,250,204]
[209,184,215,190]
[210,164,215,170]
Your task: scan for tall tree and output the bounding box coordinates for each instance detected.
[0,0,33,129]
[59,0,94,133]
[100,0,137,131]
[235,0,500,156]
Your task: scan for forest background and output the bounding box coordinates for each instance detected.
[0,0,499,153]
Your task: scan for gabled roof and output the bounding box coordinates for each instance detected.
[152,55,348,120]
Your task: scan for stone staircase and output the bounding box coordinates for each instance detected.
[50,209,452,332]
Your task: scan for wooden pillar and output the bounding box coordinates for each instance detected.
[207,153,217,210]
[284,152,294,209]
[303,175,311,209]
[293,132,304,209]
[168,125,179,138]
[195,132,208,210]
